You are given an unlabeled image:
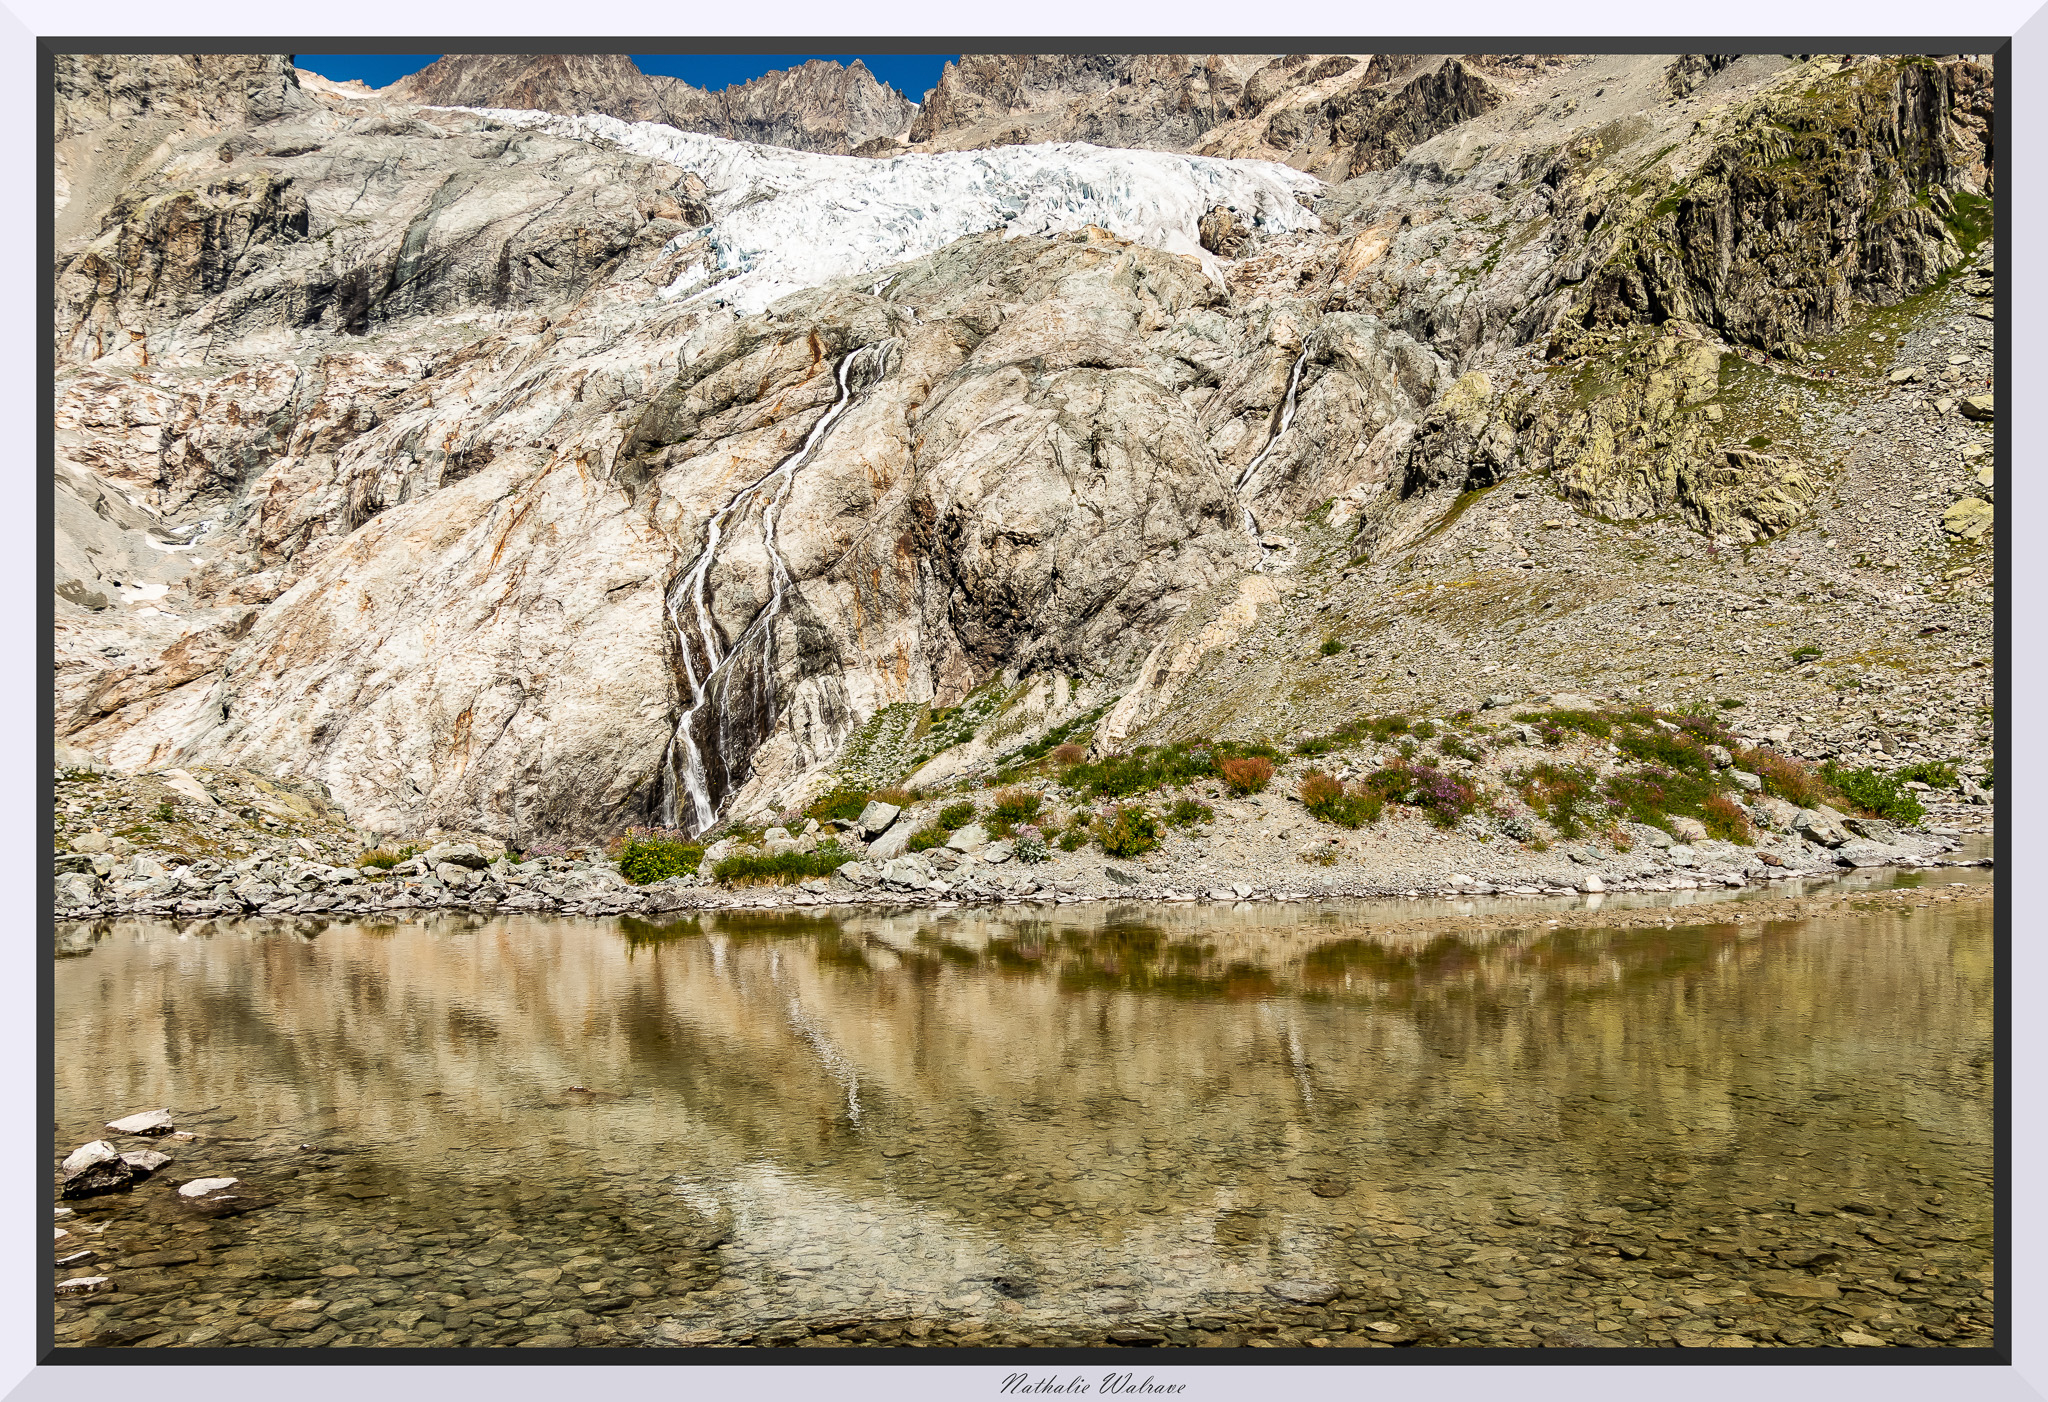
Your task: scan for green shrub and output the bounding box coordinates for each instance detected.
[906,825,951,852]
[1791,645,1823,664]
[1615,724,1712,775]
[1220,755,1274,795]
[1166,798,1215,827]
[989,788,1042,833]
[713,842,851,886]
[1511,763,1601,839]
[153,802,177,823]
[1093,804,1161,857]
[1364,763,1477,829]
[359,845,419,871]
[936,801,977,830]
[1056,825,1087,852]
[1895,760,1958,789]
[1410,720,1438,740]
[1700,792,1753,844]
[618,836,706,885]
[1820,763,1926,823]
[1983,760,1995,790]
[1718,697,1746,710]
[1300,770,1383,828]
[1319,636,1344,656]
[1014,827,1051,863]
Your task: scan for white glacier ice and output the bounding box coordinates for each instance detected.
[455,108,1326,313]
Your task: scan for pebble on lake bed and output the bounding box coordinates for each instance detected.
[178,1177,239,1198]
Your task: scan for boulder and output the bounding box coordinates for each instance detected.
[1728,769,1763,793]
[69,830,110,854]
[980,840,1015,864]
[120,1149,173,1178]
[1836,839,1911,869]
[1579,875,1605,893]
[856,800,901,836]
[421,842,490,870]
[868,824,914,860]
[1668,816,1709,843]
[1960,393,1994,421]
[946,822,991,853]
[60,1141,137,1198]
[151,768,217,807]
[106,1109,174,1136]
[1794,808,1849,847]
[1843,817,1900,843]
[55,873,100,906]
[1752,795,1800,831]
[1943,496,1993,542]
[1705,744,1733,768]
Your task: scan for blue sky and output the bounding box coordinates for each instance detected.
[291,53,956,102]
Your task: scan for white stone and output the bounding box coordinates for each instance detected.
[178,1177,239,1198]
[106,1108,174,1136]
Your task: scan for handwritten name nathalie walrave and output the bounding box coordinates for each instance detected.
[1001,1374,1186,1395]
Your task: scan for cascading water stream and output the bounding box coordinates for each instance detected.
[1233,347,1310,541]
[660,343,893,834]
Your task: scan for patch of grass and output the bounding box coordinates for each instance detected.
[1438,733,1485,763]
[1302,843,1340,866]
[937,801,977,830]
[618,836,706,885]
[1050,743,1088,766]
[1319,636,1344,656]
[1363,762,1478,829]
[1791,645,1823,664]
[1300,771,1384,828]
[713,842,852,886]
[992,701,1114,777]
[1166,798,1215,827]
[1820,763,1926,823]
[1735,746,1825,806]
[1093,804,1161,857]
[153,802,177,823]
[1293,713,1418,756]
[1717,697,1746,710]
[1220,755,1274,795]
[359,845,420,871]
[804,787,876,824]
[1602,767,1721,838]
[1515,708,1614,743]
[1056,824,1088,852]
[1511,763,1602,839]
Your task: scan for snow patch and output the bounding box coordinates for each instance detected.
[455,108,1325,314]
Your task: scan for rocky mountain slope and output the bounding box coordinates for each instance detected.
[51,51,1996,854]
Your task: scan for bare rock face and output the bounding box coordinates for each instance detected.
[376,53,916,156]
[661,60,916,155]
[909,54,1269,153]
[379,52,677,123]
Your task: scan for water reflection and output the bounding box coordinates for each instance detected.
[52,888,1994,1349]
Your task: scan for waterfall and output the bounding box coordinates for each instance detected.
[1233,346,1310,538]
[659,342,894,834]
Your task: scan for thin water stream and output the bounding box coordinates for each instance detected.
[51,872,1993,1350]
[660,343,894,834]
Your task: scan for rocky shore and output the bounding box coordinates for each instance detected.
[54,743,1990,923]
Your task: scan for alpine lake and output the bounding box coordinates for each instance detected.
[51,863,1995,1352]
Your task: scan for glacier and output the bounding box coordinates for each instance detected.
[456,108,1327,313]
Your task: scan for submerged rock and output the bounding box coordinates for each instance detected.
[105,1108,174,1136]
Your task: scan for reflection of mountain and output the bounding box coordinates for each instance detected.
[54,901,1991,1339]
